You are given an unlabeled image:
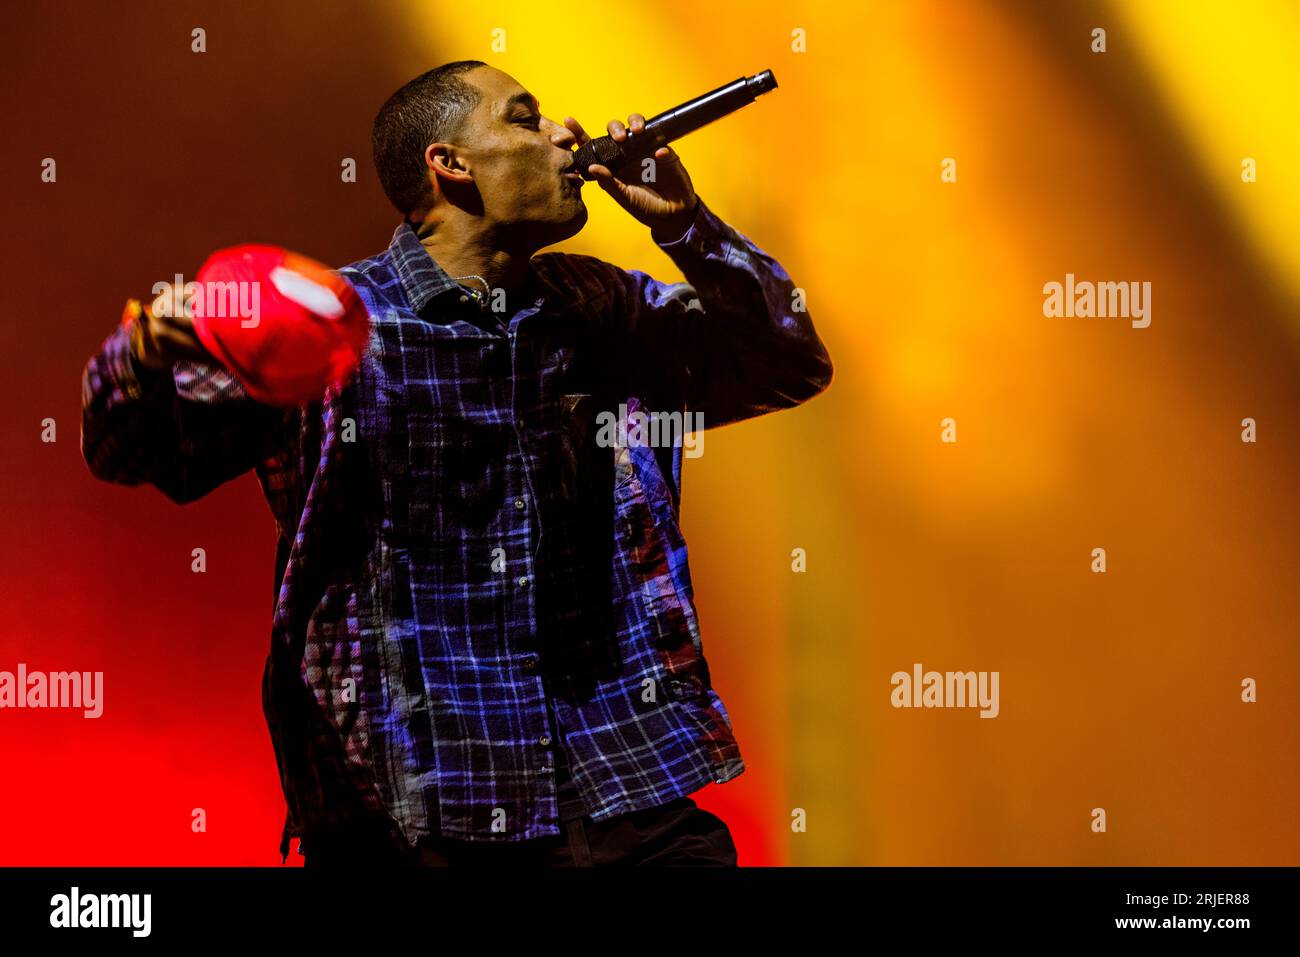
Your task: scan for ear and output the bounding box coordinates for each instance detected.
[425,143,473,186]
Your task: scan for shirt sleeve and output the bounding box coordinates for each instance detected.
[79,304,295,504]
[610,195,833,430]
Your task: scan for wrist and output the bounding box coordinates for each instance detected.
[651,195,700,244]
[126,302,170,373]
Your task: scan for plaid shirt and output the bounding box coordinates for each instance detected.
[80,196,833,860]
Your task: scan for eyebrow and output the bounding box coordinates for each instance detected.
[501,92,539,116]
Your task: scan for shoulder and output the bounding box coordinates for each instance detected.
[529,251,628,314]
[531,250,621,288]
[337,247,394,286]
[336,243,406,315]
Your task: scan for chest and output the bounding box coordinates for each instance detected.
[349,302,622,538]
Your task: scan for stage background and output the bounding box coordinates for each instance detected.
[0,0,1296,865]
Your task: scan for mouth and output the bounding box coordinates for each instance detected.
[562,169,584,186]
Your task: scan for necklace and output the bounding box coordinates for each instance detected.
[450,273,490,307]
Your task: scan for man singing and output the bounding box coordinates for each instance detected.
[80,61,833,867]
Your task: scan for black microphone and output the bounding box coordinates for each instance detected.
[570,69,778,180]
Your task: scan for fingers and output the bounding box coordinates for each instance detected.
[587,162,629,200]
[563,116,590,146]
[653,145,679,165]
[138,280,215,366]
[149,289,170,318]
[564,114,645,147]
[128,309,168,369]
[608,114,645,142]
[134,304,205,367]
[591,114,651,186]
[150,281,192,320]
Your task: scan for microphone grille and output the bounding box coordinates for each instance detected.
[572,135,626,176]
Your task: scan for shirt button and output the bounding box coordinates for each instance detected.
[538,735,551,747]
[514,497,526,510]
[523,656,538,672]
[459,294,468,303]
[517,575,530,589]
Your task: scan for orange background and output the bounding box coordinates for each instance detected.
[0,0,1295,865]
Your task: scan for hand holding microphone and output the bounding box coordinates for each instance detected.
[564,112,699,241]
[561,69,778,240]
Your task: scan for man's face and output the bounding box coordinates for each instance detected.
[443,66,587,247]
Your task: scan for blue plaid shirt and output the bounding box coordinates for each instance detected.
[80,196,832,859]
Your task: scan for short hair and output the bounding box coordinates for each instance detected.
[372,60,487,217]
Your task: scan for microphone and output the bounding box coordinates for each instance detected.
[570,69,778,180]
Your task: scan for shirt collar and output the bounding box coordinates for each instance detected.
[388,219,465,314]
[387,219,583,318]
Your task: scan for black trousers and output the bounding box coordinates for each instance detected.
[301,796,737,867]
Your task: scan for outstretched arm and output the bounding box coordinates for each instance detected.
[80,295,293,504]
